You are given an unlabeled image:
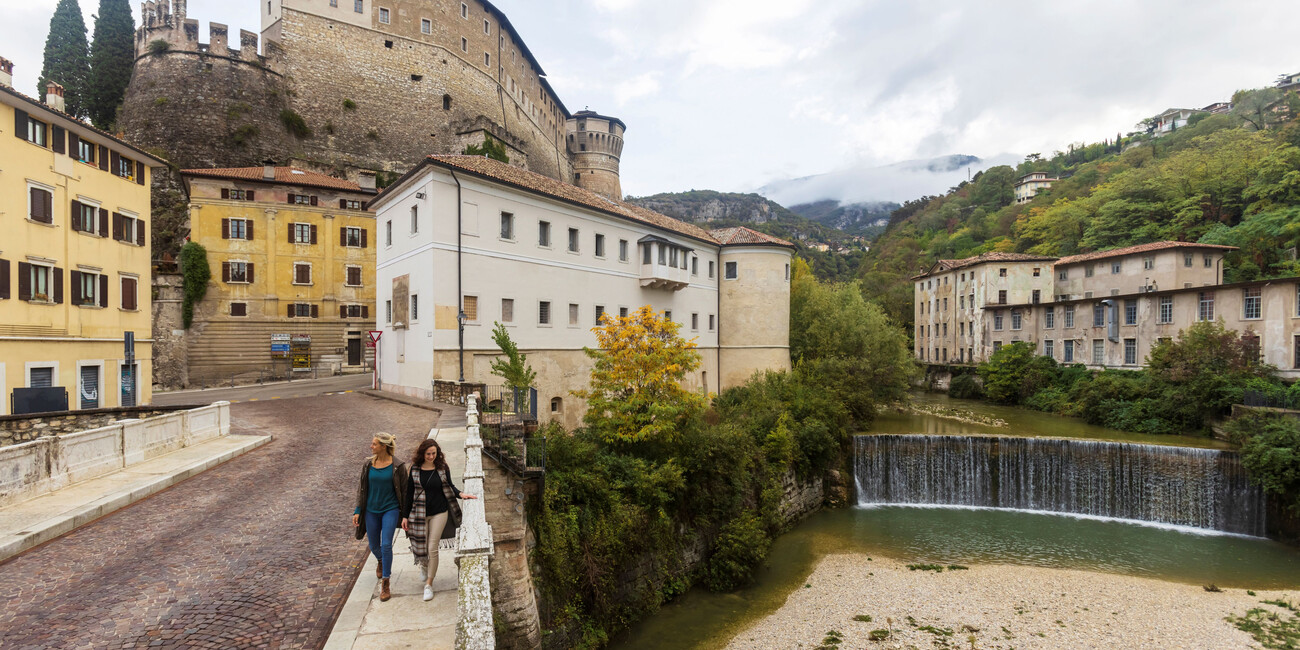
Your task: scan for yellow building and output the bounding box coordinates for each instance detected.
[180,167,377,385]
[0,71,165,414]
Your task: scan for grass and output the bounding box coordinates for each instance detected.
[868,629,889,641]
[852,614,873,622]
[1204,583,1224,592]
[813,629,843,649]
[907,563,946,572]
[1226,601,1300,649]
[918,624,954,637]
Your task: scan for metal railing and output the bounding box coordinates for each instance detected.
[1243,390,1300,410]
[479,385,545,476]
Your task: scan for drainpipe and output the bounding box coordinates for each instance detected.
[452,170,465,383]
[716,246,722,393]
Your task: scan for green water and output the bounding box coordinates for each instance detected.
[608,394,1293,650]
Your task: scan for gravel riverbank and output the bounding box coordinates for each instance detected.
[726,553,1298,649]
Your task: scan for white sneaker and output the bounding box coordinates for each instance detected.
[423,585,434,601]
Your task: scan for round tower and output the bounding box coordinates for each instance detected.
[713,228,796,390]
[566,110,625,200]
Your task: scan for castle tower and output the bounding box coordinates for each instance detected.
[710,228,796,389]
[566,110,624,200]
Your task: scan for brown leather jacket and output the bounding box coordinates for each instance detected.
[354,458,409,516]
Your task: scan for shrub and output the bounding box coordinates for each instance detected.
[179,242,210,328]
[1226,411,1300,510]
[279,108,311,138]
[463,134,510,162]
[948,373,983,399]
[977,342,1039,404]
[342,98,357,110]
[148,39,169,55]
[704,512,770,591]
[230,124,258,147]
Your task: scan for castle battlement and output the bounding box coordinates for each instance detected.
[136,1,282,71]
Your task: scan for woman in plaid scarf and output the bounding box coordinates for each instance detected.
[401,438,478,602]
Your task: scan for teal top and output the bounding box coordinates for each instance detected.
[356,464,400,514]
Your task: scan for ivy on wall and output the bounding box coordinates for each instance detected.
[179,241,210,328]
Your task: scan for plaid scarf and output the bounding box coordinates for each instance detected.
[407,466,462,567]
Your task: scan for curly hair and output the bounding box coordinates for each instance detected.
[411,438,449,472]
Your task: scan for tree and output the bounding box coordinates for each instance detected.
[1232,87,1285,132]
[489,321,537,395]
[573,305,703,445]
[462,134,510,163]
[39,0,90,118]
[87,0,135,129]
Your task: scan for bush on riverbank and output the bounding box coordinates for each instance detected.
[972,321,1281,435]
[1226,411,1300,512]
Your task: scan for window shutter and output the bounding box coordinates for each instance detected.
[136,162,145,185]
[221,188,230,199]
[114,213,124,241]
[311,304,319,318]
[18,262,31,301]
[340,305,347,318]
[137,222,145,246]
[246,263,254,284]
[288,223,295,243]
[221,218,229,239]
[310,224,317,244]
[222,262,230,283]
[0,259,8,300]
[70,200,82,227]
[110,150,120,175]
[53,267,63,304]
[42,190,52,224]
[340,226,347,244]
[246,220,254,240]
[100,274,108,308]
[362,305,369,319]
[124,278,136,310]
[52,126,65,154]
[99,208,108,237]
[98,145,109,171]
[339,199,346,209]
[288,304,295,318]
[287,193,296,204]
[246,190,255,201]
[310,195,318,206]
[70,270,81,304]
[28,187,39,220]
[14,109,26,139]
[361,229,367,248]
[67,132,78,157]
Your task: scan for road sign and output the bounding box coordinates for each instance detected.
[271,333,290,358]
[367,330,383,347]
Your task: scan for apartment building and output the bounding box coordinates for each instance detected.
[1013,172,1058,204]
[179,166,378,384]
[370,155,794,426]
[0,67,166,413]
[913,252,1056,364]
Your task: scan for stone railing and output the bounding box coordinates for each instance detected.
[456,394,496,650]
[0,402,231,507]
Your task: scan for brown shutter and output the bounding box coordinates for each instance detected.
[0,259,8,300]
[18,262,31,301]
[100,274,108,308]
[221,218,229,239]
[340,305,347,318]
[310,224,317,244]
[14,109,26,139]
[110,151,120,175]
[362,305,369,319]
[53,267,63,304]
[340,226,347,245]
[28,187,38,219]
[67,132,79,158]
[124,278,136,310]
[287,193,295,204]
[222,262,230,283]
[221,188,230,199]
[246,220,254,240]
[70,200,82,229]
[52,126,65,154]
[288,304,295,318]
[310,195,318,206]
[99,208,108,237]
[137,221,145,246]
[361,229,367,248]
[288,223,295,244]
[114,213,124,241]
[311,304,319,318]
[246,263,254,284]
[70,270,81,304]
[136,161,145,185]
[42,190,53,224]
[339,199,347,209]
[246,190,255,201]
[98,145,109,171]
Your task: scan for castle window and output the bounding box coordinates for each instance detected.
[538,220,551,247]
[355,0,363,13]
[461,2,468,19]
[579,144,586,151]
[461,37,468,52]
[443,94,452,110]
[691,313,698,331]
[567,227,579,253]
[724,262,737,280]
[708,260,714,279]
[421,18,431,34]
[708,314,715,331]
[551,397,562,414]
[378,7,389,23]
[500,212,514,240]
[484,19,490,34]
[484,52,491,67]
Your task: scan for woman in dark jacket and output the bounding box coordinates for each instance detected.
[352,432,408,602]
[400,438,477,602]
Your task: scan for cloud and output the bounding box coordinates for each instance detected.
[614,72,661,106]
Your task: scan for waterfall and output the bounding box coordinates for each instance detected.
[854,434,1267,536]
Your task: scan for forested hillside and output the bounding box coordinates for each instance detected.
[787,199,897,237]
[859,87,1300,329]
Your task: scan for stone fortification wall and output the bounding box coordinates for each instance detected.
[151,273,187,390]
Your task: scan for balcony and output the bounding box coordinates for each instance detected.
[638,236,692,291]
[640,261,690,290]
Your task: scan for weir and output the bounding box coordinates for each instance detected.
[854,434,1266,536]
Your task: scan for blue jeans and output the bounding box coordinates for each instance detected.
[365,508,400,579]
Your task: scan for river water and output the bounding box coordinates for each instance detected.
[609,394,1300,650]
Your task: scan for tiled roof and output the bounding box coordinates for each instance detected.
[180,166,367,193]
[708,226,795,248]
[913,251,1056,279]
[1055,241,1238,266]
[0,84,167,166]
[400,155,718,244]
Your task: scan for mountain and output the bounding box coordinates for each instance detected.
[756,153,1023,207]
[625,190,849,245]
[787,199,898,236]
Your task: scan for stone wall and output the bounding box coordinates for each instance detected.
[0,406,186,447]
[482,453,541,649]
[152,273,188,390]
[434,380,487,406]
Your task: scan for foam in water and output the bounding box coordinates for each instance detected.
[854,435,1266,536]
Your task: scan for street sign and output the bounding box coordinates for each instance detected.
[290,334,311,370]
[367,330,383,347]
[271,333,290,358]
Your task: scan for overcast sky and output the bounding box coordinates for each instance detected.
[3,0,1298,199]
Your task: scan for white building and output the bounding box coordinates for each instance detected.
[369,155,794,426]
[1013,172,1058,204]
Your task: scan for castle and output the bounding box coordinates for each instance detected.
[121,0,624,199]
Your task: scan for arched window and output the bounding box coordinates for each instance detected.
[442,94,452,110]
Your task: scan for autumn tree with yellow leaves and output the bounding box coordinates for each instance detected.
[574,305,704,444]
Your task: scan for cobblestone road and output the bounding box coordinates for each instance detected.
[0,393,439,649]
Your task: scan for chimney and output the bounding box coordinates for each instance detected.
[262,165,276,181]
[45,81,65,112]
[357,170,377,193]
[0,57,13,88]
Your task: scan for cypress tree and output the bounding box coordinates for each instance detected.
[87,0,135,129]
[38,0,90,118]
